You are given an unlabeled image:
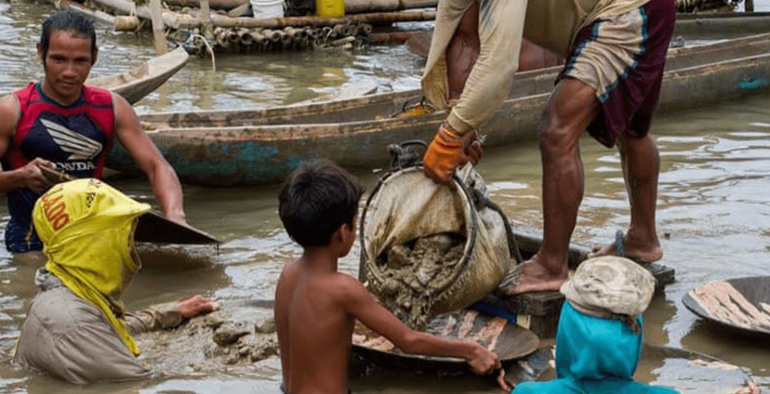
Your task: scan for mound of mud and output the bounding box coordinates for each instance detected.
[374,233,465,330]
[134,306,280,376]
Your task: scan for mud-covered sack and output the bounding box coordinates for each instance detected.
[360,166,516,329]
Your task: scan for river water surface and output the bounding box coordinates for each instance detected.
[1,0,770,393]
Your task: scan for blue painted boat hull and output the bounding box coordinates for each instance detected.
[108,33,770,186]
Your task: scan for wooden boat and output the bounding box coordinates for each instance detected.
[406,12,770,59]
[87,46,190,105]
[107,33,770,186]
[675,11,770,39]
[682,276,770,336]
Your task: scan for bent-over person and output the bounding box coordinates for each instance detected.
[14,179,214,384]
[421,0,675,295]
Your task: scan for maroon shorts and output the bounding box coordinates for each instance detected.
[558,0,676,147]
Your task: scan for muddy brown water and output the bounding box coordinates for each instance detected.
[2,0,770,392]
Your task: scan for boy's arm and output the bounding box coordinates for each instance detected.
[337,274,500,375]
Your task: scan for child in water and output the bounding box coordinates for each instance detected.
[274,159,505,394]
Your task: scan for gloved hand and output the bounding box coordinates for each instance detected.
[423,122,483,184]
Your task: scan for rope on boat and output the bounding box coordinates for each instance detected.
[189,33,217,71]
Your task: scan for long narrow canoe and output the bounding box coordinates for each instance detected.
[108,33,770,186]
[87,46,189,105]
[675,12,770,39]
[406,12,770,59]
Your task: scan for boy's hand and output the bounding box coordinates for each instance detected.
[465,342,501,375]
[496,368,513,392]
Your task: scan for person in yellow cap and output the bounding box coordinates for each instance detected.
[13,178,216,384]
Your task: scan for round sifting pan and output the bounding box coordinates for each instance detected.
[682,276,770,336]
[40,167,220,245]
[352,308,538,371]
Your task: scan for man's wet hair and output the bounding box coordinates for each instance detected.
[279,159,364,248]
[40,10,97,63]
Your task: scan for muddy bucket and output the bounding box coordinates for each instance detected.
[360,145,519,329]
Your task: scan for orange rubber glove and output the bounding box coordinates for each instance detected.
[423,122,483,184]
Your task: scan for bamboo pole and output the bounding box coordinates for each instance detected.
[89,0,200,29]
[208,10,436,28]
[85,0,436,31]
[200,0,211,24]
[58,0,117,26]
[149,0,169,54]
[163,0,247,11]
[345,0,436,14]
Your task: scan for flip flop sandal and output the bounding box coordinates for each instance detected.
[589,229,653,266]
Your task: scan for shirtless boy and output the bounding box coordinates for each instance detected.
[275,159,504,394]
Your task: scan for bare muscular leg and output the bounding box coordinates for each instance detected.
[500,78,600,296]
[590,134,663,263]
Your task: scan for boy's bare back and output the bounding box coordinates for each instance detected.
[275,257,359,394]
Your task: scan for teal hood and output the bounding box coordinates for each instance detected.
[513,302,679,394]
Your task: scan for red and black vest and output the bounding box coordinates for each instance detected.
[2,82,115,252]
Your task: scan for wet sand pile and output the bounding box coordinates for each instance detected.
[134,306,280,376]
[373,233,465,330]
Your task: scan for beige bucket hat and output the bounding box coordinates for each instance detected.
[560,256,656,320]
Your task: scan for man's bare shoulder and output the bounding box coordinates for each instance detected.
[0,94,21,136]
[0,94,20,113]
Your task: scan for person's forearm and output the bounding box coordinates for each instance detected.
[0,168,30,194]
[448,0,528,133]
[148,164,186,222]
[124,302,183,336]
[399,331,481,361]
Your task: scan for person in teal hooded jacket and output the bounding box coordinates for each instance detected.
[512,256,679,394]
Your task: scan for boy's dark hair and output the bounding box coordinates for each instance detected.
[279,159,364,248]
[40,10,97,64]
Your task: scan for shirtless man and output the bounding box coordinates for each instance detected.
[275,159,506,394]
[421,0,674,294]
[0,10,185,254]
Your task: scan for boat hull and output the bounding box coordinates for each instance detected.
[87,46,189,104]
[109,34,770,186]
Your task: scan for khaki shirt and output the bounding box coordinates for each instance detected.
[14,270,183,384]
[422,0,650,133]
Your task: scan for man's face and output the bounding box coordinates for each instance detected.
[38,31,95,105]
